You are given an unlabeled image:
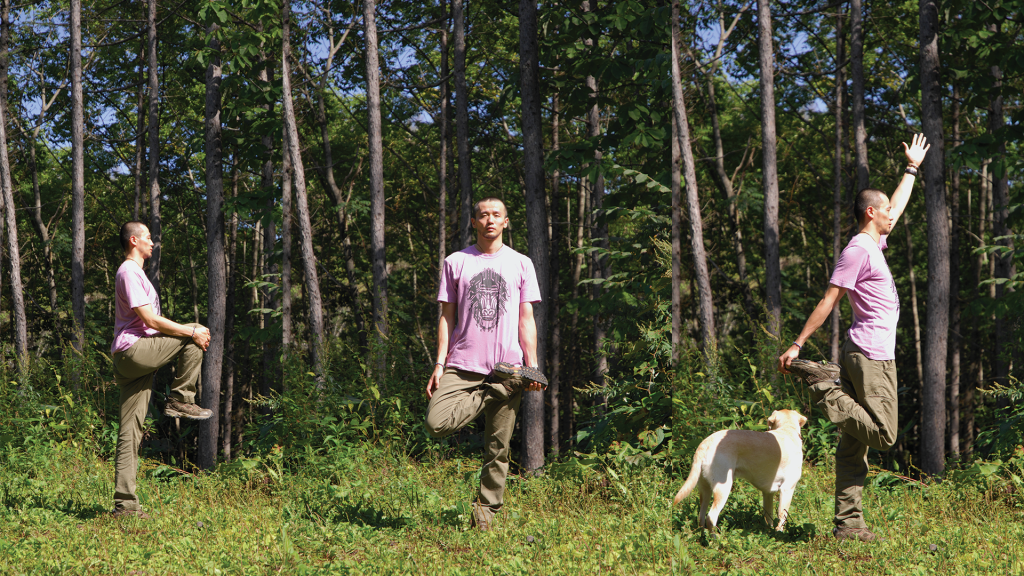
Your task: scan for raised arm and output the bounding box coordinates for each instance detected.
[889,133,930,228]
[778,284,848,373]
[426,301,457,399]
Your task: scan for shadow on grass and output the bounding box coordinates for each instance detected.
[2,493,109,521]
[671,503,818,545]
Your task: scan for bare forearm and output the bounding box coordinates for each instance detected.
[794,301,834,347]
[519,322,537,366]
[147,315,194,338]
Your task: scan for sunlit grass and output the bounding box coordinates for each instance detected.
[1,442,1022,575]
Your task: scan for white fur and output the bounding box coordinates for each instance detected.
[673,409,808,531]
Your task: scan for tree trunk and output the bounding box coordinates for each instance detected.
[756,0,781,338]
[948,84,961,459]
[134,37,145,221]
[147,0,162,297]
[438,3,449,320]
[672,0,716,358]
[259,54,280,399]
[282,0,325,375]
[281,125,293,358]
[549,92,562,455]
[918,0,949,476]
[223,161,239,461]
[850,0,869,190]
[27,55,59,321]
[831,5,845,363]
[519,0,548,472]
[364,0,390,376]
[70,0,86,360]
[454,0,473,248]
[0,77,25,365]
[965,162,988,458]
[904,215,923,386]
[988,46,1014,392]
[198,23,224,470]
[670,108,683,364]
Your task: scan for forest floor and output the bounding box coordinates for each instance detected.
[1,441,1022,575]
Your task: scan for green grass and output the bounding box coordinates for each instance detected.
[1,442,1023,575]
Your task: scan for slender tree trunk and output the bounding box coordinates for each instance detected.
[988,48,1014,391]
[134,37,145,221]
[519,0,548,472]
[948,84,961,459]
[147,0,163,297]
[223,161,239,461]
[198,24,224,470]
[549,92,562,455]
[904,216,924,386]
[919,0,949,475]
[851,0,869,190]
[671,109,683,364]
[454,0,473,248]
[0,78,24,364]
[438,3,449,320]
[672,0,716,358]
[27,71,59,319]
[70,0,86,360]
[364,0,389,375]
[831,6,845,363]
[259,55,280,399]
[756,0,781,338]
[966,164,988,458]
[282,0,325,375]
[281,125,293,358]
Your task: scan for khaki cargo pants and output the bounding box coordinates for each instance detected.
[111,326,204,512]
[425,368,522,525]
[808,340,898,530]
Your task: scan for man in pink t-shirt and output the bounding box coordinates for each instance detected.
[424,198,543,531]
[110,221,213,519]
[778,134,930,542]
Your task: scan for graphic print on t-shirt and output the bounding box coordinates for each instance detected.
[468,268,509,332]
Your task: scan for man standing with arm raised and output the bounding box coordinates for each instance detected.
[111,221,213,518]
[425,198,547,531]
[778,134,930,542]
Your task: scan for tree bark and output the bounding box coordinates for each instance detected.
[519,0,548,472]
[198,24,224,470]
[904,215,924,386]
[454,0,473,248]
[364,0,390,376]
[71,0,86,359]
[948,84,961,459]
[281,125,293,357]
[670,107,683,364]
[0,73,25,365]
[918,0,949,476]
[26,49,59,321]
[282,0,325,376]
[134,37,145,221]
[756,0,781,338]
[987,44,1014,391]
[850,0,869,190]
[223,161,239,461]
[671,0,716,358]
[438,2,449,321]
[831,5,845,363]
[259,52,280,400]
[549,92,562,455]
[147,0,163,298]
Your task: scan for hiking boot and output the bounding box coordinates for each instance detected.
[491,362,548,391]
[164,399,213,420]
[470,502,494,532]
[787,359,841,386]
[111,507,150,520]
[833,526,883,542]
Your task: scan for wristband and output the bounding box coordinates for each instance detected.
[191,327,196,338]
[792,341,802,350]
[435,362,444,368]
[905,166,918,176]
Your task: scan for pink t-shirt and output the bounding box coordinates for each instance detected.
[830,233,900,360]
[438,245,542,375]
[112,261,161,354]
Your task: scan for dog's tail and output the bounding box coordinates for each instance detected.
[673,439,710,504]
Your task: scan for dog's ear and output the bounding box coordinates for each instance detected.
[767,411,778,428]
[798,414,808,428]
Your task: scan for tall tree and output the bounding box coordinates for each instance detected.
[919,0,949,476]
[948,84,961,459]
[454,0,472,248]
[988,27,1014,391]
[851,0,869,190]
[282,0,325,376]
[70,0,86,360]
[364,0,390,374]
[671,0,716,358]
[281,123,293,358]
[146,0,163,297]
[438,1,449,320]
[831,4,845,363]
[198,20,224,470]
[0,69,24,365]
[518,0,548,472]
[548,92,562,453]
[756,0,781,337]
[670,106,683,364]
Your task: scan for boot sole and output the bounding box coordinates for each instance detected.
[163,408,213,420]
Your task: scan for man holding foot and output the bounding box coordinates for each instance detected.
[110,221,213,518]
[425,198,546,531]
[778,134,930,542]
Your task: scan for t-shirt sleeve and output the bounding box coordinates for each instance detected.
[520,258,542,303]
[125,268,155,310]
[438,258,457,303]
[830,245,869,289]
[879,234,888,251]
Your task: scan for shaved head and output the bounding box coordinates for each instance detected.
[473,197,507,218]
[120,221,148,253]
[854,189,888,224]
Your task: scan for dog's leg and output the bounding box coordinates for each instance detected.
[705,479,732,530]
[697,482,711,530]
[775,487,795,531]
[761,490,775,528]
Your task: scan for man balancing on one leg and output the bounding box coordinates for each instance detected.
[778,133,930,542]
[110,221,214,519]
[425,197,548,531]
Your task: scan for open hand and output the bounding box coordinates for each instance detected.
[903,133,930,168]
[426,364,444,399]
